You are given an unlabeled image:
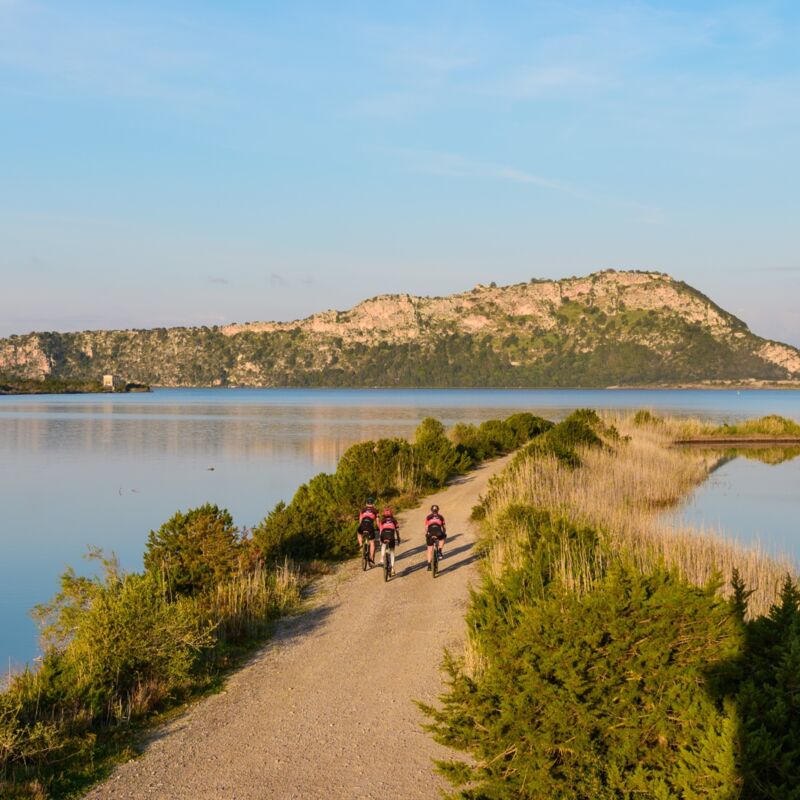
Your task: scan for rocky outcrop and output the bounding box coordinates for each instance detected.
[2,271,799,387]
[0,335,53,380]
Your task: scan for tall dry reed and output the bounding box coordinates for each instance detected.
[208,559,300,643]
[481,415,793,616]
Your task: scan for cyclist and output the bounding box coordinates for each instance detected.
[378,506,400,577]
[357,497,378,566]
[425,504,446,571]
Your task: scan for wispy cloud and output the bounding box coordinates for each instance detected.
[209,276,230,285]
[395,148,663,223]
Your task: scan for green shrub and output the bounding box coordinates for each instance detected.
[514,410,604,468]
[336,437,415,500]
[503,412,554,445]
[450,422,489,460]
[450,414,548,463]
[476,419,517,454]
[34,553,213,721]
[633,408,661,426]
[144,504,243,597]
[426,560,742,799]
[722,574,800,798]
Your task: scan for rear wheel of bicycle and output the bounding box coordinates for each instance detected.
[384,557,390,582]
[363,544,369,571]
[432,549,438,578]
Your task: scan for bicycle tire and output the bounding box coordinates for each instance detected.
[363,543,369,571]
[384,556,390,582]
[432,548,438,578]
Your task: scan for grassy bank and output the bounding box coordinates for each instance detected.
[425,411,800,798]
[1,411,547,799]
[633,410,800,442]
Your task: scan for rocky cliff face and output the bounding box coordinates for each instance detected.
[2,271,799,387]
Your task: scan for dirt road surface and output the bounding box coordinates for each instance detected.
[85,455,512,800]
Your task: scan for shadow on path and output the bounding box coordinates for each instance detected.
[396,533,463,564]
[396,539,476,578]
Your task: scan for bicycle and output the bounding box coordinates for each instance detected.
[380,536,398,582]
[362,535,371,571]
[432,540,440,578]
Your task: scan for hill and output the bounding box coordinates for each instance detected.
[2,270,799,388]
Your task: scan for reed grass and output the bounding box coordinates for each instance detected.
[633,410,800,440]
[480,414,793,616]
[207,559,300,644]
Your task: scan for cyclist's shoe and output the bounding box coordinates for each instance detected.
[439,551,444,560]
[427,562,432,571]
[391,568,396,577]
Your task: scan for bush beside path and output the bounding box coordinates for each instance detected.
[84,454,514,800]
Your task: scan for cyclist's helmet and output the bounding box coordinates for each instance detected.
[430,504,439,513]
[366,497,375,506]
[383,506,393,516]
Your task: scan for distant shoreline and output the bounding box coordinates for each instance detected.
[675,436,800,444]
[1,381,799,395]
[0,382,151,396]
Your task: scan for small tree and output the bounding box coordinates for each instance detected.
[414,417,465,488]
[144,504,242,597]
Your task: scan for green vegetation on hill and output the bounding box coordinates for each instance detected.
[1,272,798,388]
[0,411,544,799]
[424,412,800,798]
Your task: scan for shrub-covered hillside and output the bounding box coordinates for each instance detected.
[2,271,799,388]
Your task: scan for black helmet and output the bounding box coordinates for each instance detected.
[430,504,439,513]
[366,497,375,506]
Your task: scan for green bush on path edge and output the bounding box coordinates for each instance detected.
[1,411,547,799]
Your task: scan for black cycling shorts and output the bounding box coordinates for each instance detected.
[358,524,377,540]
[379,534,397,547]
[425,526,445,546]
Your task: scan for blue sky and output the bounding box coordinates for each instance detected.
[1,1,799,345]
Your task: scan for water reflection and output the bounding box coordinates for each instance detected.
[726,445,800,466]
[671,446,800,569]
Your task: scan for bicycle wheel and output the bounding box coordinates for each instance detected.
[432,547,439,578]
[384,553,390,582]
[363,543,369,571]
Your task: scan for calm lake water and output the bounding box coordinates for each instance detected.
[2,388,799,667]
[670,447,800,566]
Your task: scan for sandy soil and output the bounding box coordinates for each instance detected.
[84,454,512,800]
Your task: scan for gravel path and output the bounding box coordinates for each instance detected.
[85,455,511,800]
